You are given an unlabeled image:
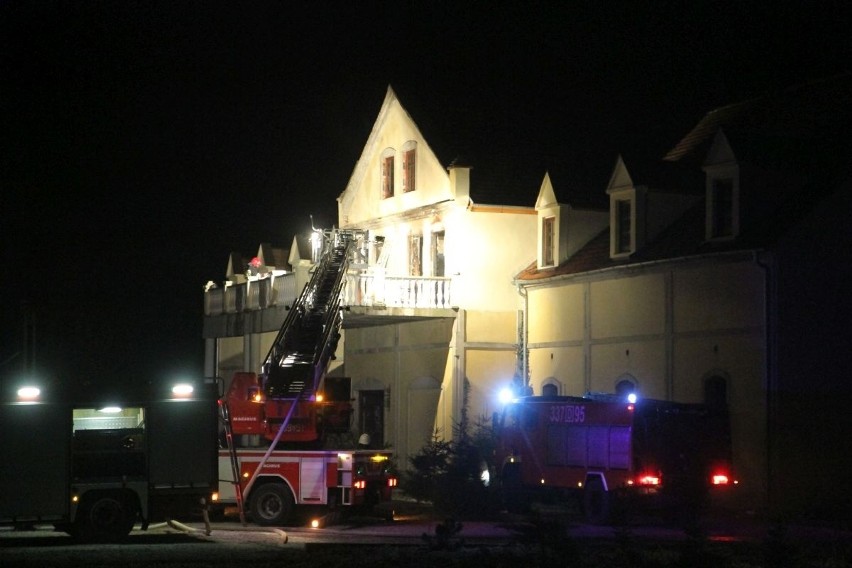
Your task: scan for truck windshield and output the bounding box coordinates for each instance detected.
[72,406,145,432]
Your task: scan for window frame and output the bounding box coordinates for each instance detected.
[614,198,633,255]
[709,177,735,239]
[541,216,555,267]
[704,164,740,242]
[408,233,422,276]
[381,149,395,199]
[402,141,416,193]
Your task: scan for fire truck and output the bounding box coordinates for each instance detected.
[493,392,736,523]
[214,228,397,526]
[0,379,220,541]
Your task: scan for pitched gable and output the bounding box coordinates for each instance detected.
[337,86,453,228]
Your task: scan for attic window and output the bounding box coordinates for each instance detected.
[709,178,734,239]
[402,141,416,193]
[381,148,395,199]
[615,199,632,254]
[542,216,555,267]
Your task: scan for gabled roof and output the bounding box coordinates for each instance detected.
[518,74,852,282]
[384,85,616,210]
[664,73,852,176]
[615,153,705,195]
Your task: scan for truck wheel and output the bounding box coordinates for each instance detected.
[583,478,611,525]
[75,493,137,542]
[250,483,294,526]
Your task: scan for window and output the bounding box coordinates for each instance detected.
[710,178,734,238]
[402,146,416,193]
[408,233,422,276]
[373,235,386,266]
[615,378,635,397]
[431,231,445,277]
[615,199,632,254]
[381,152,395,199]
[542,216,555,266]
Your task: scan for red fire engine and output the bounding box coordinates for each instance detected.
[493,392,737,523]
[214,228,397,526]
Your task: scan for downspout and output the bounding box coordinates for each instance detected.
[515,279,530,392]
[754,249,774,514]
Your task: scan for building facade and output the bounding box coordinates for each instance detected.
[203,78,851,517]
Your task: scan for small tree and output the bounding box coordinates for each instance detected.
[401,429,452,503]
[402,378,501,518]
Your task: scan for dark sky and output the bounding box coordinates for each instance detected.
[2,2,849,389]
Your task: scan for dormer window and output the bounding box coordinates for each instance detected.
[703,130,739,241]
[381,148,395,199]
[402,141,416,193]
[614,199,632,254]
[709,177,735,239]
[542,216,555,267]
[606,156,644,259]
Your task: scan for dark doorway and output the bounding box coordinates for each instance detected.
[359,390,385,448]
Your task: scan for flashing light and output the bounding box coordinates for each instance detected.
[315,393,324,403]
[627,393,637,404]
[211,492,220,502]
[172,383,194,397]
[17,386,41,401]
[311,519,320,529]
[498,387,515,405]
[371,454,389,463]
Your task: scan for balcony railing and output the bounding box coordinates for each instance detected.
[204,272,453,316]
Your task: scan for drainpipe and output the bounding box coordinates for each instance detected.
[514,280,530,392]
[754,249,774,515]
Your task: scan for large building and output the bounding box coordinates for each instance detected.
[203,76,851,517]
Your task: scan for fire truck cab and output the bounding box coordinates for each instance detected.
[0,379,220,541]
[494,393,736,523]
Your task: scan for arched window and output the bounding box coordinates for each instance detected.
[542,383,558,397]
[541,377,561,397]
[615,378,636,397]
[704,375,728,409]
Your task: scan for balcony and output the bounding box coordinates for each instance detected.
[203,272,454,317]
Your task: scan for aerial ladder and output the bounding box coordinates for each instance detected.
[219,228,362,521]
[223,227,360,443]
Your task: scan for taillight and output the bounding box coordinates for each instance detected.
[637,475,661,486]
[712,473,730,485]
[387,478,398,488]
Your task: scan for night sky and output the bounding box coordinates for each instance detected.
[2,2,849,390]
